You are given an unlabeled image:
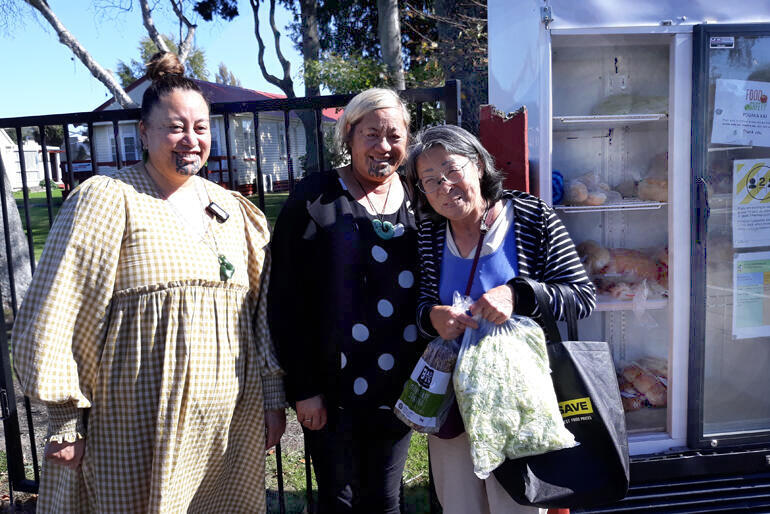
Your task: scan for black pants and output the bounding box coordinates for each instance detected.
[302,408,412,514]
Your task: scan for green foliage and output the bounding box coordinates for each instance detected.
[305,53,389,94]
[30,126,64,147]
[193,0,239,21]
[116,35,209,88]
[305,53,445,130]
[5,128,17,144]
[215,62,242,87]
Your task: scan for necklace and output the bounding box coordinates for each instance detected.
[153,170,235,282]
[194,181,235,281]
[351,172,401,240]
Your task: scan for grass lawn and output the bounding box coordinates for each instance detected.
[265,431,431,513]
[13,189,64,262]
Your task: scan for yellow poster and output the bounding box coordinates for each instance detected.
[733,159,770,248]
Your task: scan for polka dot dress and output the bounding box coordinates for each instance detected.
[337,191,421,410]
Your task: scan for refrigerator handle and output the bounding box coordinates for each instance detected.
[695,176,709,244]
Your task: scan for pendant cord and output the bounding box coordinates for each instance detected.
[143,166,235,280]
[351,172,393,223]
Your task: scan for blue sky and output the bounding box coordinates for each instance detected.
[0,0,304,119]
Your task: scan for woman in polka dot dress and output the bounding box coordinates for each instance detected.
[268,88,424,513]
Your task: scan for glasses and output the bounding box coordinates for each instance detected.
[417,159,472,194]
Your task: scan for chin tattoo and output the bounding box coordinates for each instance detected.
[175,155,202,176]
[368,163,394,178]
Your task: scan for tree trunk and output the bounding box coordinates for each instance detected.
[25,0,137,108]
[299,0,321,173]
[0,158,31,320]
[434,0,487,134]
[377,0,405,90]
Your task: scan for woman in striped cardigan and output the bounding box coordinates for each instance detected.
[404,124,595,514]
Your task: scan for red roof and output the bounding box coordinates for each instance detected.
[95,76,343,122]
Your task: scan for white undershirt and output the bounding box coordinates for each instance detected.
[445,199,513,259]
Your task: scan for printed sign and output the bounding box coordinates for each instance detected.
[733,159,770,248]
[733,251,770,339]
[710,36,735,49]
[558,397,594,418]
[712,79,770,148]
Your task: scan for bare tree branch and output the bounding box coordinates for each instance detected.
[248,0,294,97]
[169,0,196,64]
[24,0,138,108]
[139,0,170,53]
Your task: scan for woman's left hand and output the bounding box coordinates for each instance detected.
[470,284,515,324]
[265,409,287,450]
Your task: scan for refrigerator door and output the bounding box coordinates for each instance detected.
[690,23,770,448]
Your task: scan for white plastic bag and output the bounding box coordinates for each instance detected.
[394,293,472,433]
[454,315,576,479]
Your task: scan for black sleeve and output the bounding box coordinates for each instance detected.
[416,217,440,339]
[267,182,324,404]
[509,197,596,321]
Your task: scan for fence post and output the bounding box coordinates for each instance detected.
[443,80,462,127]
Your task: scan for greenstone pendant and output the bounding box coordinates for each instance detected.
[218,254,235,281]
[372,218,395,239]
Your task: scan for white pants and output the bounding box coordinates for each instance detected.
[428,433,545,514]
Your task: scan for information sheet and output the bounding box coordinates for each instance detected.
[733,158,770,248]
[733,251,770,340]
[712,78,770,148]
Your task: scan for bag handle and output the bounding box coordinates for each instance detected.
[513,277,579,343]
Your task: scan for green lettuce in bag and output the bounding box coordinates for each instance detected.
[454,315,576,479]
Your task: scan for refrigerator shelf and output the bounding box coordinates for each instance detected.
[553,113,668,131]
[595,294,668,312]
[555,200,667,213]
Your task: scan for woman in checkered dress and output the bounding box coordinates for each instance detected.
[11,52,287,513]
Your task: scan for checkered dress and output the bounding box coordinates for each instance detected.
[12,164,285,513]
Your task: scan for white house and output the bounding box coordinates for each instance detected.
[1,129,58,191]
[92,77,340,192]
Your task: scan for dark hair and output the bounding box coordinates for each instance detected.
[141,52,208,122]
[405,124,504,218]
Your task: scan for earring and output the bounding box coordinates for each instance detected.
[142,148,149,163]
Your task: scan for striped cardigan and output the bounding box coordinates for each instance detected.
[416,190,596,338]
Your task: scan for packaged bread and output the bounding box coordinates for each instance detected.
[638,152,668,202]
[638,177,668,202]
[576,240,610,275]
[563,171,621,206]
[617,357,668,410]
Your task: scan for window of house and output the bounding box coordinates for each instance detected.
[123,136,137,161]
[210,118,220,157]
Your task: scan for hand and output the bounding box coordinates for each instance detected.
[429,305,478,340]
[265,409,287,449]
[44,439,85,469]
[470,284,515,324]
[296,395,327,431]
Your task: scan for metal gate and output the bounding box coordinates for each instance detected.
[0,82,460,511]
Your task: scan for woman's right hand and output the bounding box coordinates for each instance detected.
[430,305,478,340]
[296,395,327,431]
[45,439,85,469]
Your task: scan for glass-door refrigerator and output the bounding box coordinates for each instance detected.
[490,2,770,509]
[691,23,770,450]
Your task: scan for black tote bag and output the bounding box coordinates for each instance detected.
[492,277,630,509]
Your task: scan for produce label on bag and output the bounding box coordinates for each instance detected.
[395,358,452,427]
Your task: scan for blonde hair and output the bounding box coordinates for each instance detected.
[334,88,410,156]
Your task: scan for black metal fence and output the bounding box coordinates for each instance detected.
[0,81,460,511]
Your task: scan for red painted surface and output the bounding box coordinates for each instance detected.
[479,104,529,193]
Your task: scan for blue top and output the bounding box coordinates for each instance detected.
[439,223,519,306]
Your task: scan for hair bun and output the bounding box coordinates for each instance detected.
[145,52,185,81]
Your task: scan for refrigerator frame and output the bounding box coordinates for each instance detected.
[689,22,770,450]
